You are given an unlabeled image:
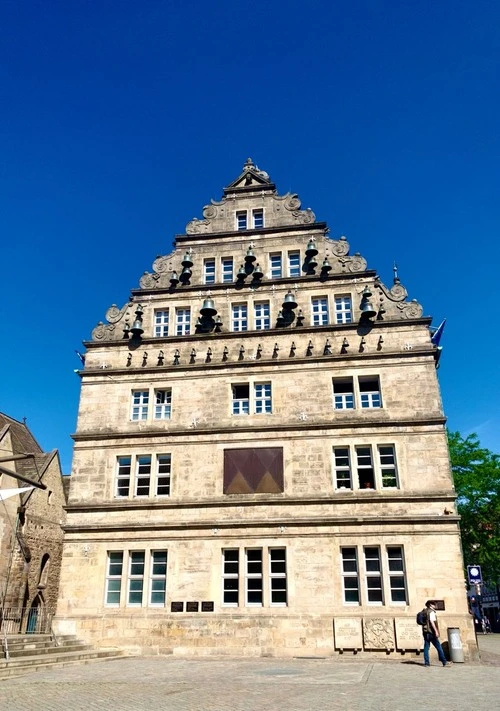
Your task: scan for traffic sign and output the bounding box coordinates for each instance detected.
[467,565,482,585]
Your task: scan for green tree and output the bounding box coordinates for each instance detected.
[448,430,500,583]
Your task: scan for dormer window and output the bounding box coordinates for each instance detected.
[236,211,247,231]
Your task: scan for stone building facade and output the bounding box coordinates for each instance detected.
[0,413,67,634]
[54,160,476,658]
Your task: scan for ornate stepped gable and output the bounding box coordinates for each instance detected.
[90,159,423,342]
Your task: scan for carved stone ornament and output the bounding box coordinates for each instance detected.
[362,618,395,650]
[91,302,132,342]
[273,193,316,224]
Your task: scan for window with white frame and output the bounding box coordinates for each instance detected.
[287,251,301,277]
[334,295,352,324]
[203,258,215,284]
[131,391,149,421]
[149,551,168,606]
[356,446,375,489]
[222,549,239,605]
[232,384,250,415]
[333,378,354,409]
[127,551,145,606]
[378,445,398,488]
[387,546,407,603]
[236,211,247,230]
[252,209,264,229]
[341,547,360,604]
[222,257,234,283]
[154,389,172,419]
[270,253,282,279]
[135,455,151,497]
[311,297,329,325]
[232,303,248,332]
[105,552,123,606]
[222,547,287,607]
[254,383,272,413]
[333,447,352,489]
[254,301,270,330]
[105,550,167,608]
[156,454,171,496]
[269,549,287,605]
[359,376,382,408]
[340,545,407,606]
[154,309,169,337]
[115,453,172,499]
[364,547,383,604]
[246,549,263,605]
[175,307,191,336]
[333,444,399,491]
[116,456,131,497]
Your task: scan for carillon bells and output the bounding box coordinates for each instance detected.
[200,298,217,317]
[282,291,297,310]
[360,286,377,320]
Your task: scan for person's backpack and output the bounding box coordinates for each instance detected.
[416,609,427,626]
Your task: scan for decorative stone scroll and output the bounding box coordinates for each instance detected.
[91,302,132,342]
[362,618,395,650]
[394,618,423,651]
[333,618,363,651]
[273,192,316,224]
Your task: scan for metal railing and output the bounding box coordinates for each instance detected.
[0,607,52,636]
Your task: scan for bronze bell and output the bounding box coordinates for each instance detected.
[200,298,217,317]
[170,270,179,286]
[130,318,144,337]
[181,251,193,268]
[321,258,332,272]
[237,264,246,280]
[245,247,256,263]
[360,287,377,319]
[282,290,297,310]
[252,263,263,280]
[305,239,318,257]
[181,266,192,279]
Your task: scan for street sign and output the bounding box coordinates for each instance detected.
[467,565,483,585]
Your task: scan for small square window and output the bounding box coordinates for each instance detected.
[311,297,329,326]
[270,254,282,279]
[236,211,247,231]
[204,259,215,284]
[232,384,250,415]
[222,258,234,283]
[335,295,352,324]
[288,251,301,277]
[333,378,354,410]
[253,209,264,229]
[232,303,248,332]
[154,310,169,337]
[359,377,382,408]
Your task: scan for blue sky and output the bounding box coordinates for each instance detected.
[1,1,499,474]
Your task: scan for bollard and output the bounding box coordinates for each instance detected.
[447,627,464,662]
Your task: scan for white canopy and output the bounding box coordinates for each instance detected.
[0,486,34,501]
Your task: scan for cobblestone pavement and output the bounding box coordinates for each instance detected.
[1,636,499,711]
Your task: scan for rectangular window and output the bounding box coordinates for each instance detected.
[131,390,149,421]
[356,446,375,489]
[222,257,234,283]
[105,552,123,606]
[287,251,301,277]
[387,546,407,603]
[359,377,382,408]
[254,383,272,414]
[175,308,191,336]
[154,389,171,420]
[252,209,264,229]
[232,384,250,415]
[341,547,360,604]
[378,445,398,488]
[364,547,383,604]
[154,310,169,337]
[311,297,329,326]
[269,549,287,605]
[127,551,145,606]
[156,454,171,496]
[116,456,131,497]
[203,259,215,284]
[232,303,248,332]
[246,549,263,606]
[254,301,270,330]
[333,378,354,409]
[270,253,282,279]
[333,447,352,489]
[150,551,167,606]
[236,211,247,230]
[222,549,239,606]
[335,295,352,324]
[135,455,151,497]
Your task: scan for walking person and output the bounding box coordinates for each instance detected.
[422,600,449,667]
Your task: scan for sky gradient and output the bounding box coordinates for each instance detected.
[1,1,499,473]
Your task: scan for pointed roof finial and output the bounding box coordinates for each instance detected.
[393,261,400,284]
[244,157,254,170]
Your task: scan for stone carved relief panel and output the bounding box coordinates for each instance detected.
[362,618,395,650]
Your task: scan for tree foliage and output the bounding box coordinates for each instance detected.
[447,430,500,583]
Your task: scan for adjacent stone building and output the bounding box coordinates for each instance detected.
[54,160,475,658]
[0,413,67,634]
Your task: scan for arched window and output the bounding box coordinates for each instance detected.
[38,554,50,589]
